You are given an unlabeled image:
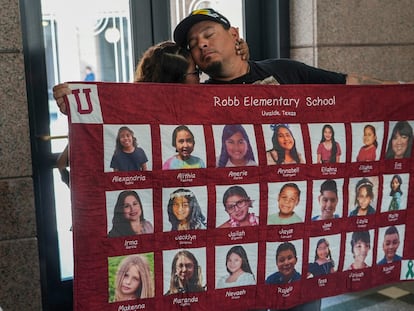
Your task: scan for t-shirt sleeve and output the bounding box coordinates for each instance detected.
[317,143,323,154]
[163,156,174,170]
[336,142,342,156]
[258,59,347,84]
[110,154,118,169]
[137,147,148,163]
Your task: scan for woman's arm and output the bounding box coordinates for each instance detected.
[53,82,72,114]
[236,38,249,60]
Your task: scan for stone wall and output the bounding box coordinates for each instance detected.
[290,0,414,81]
[0,0,42,310]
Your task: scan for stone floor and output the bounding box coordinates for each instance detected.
[321,281,414,311]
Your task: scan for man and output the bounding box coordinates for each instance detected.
[54,8,408,104]
[173,8,406,85]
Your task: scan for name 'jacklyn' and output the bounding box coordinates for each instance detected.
[213,96,300,108]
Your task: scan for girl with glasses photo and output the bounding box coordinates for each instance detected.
[218,185,259,228]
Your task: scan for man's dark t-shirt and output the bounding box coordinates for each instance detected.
[205,59,347,85]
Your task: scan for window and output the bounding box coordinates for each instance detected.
[22,0,288,308]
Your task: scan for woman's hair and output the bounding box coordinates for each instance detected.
[135,41,191,83]
[320,179,338,195]
[385,121,414,159]
[218,124,256,167]
[363,124,378,148]
[269,124,301,164]
[350,231,370,253]
[225,245,254,276]
[276,242,297,260]
[114,254,154,300]
[171,125,194,148]
[222,185,250,207]
[114,126,138,153]
[389,174,403,196]
[167,188,206,230]
[354,178,374,205]
[168,250,204,294]
[110,190,145,237]
[314,238,334,267]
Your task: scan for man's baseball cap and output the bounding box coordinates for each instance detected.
[173,8,231,47]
